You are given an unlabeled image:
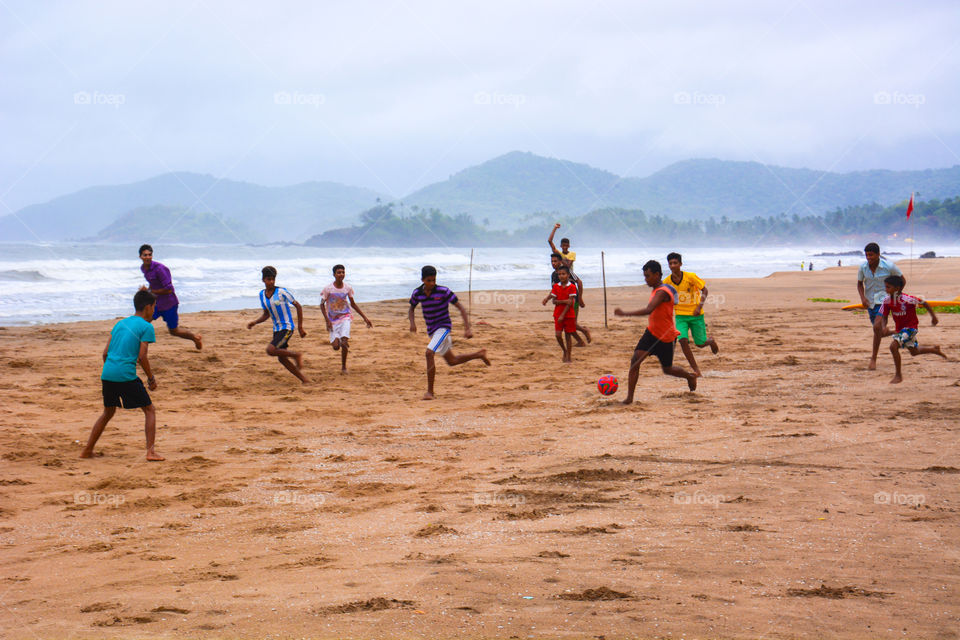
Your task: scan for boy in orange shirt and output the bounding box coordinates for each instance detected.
[615,260,697,403]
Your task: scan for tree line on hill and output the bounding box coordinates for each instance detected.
[305,197,960,247]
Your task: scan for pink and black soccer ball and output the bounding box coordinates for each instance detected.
[597,374,618,396]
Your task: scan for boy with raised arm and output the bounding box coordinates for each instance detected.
[321,264,373,375]
[548,223,588,313]
[246,266,310,384]
[666,252,719,377]
[543,264,578,362]
[614,260,697,403]
[138,244,202,350]
[80,289,164,461]
[409,265,490,400]
[550,253,587,347]
[875,275,947,384]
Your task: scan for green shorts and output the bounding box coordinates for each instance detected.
[675,314,708,345]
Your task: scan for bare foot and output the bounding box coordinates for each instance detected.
[573,341,586,348]
[146,450,165,461]
[890,375,903,384]
[583,328,592,343]
[693,369,702,378]
[621,397,634,405]
[868,359,877,370]
[478,349,491,366]
[300,377,313,385]
[79,449,93,459]
[687,375,698,391]
[341,368,349,375]
[710,341,719,355]
[193,334,203,351]
[934,346,948,359]
[422,392,435,401]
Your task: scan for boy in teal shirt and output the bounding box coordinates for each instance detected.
[80,289,164,461]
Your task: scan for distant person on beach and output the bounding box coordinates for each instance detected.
[320,264,373,375]
[876,274,946,384]
[550,253,590,345]
[800,261,804,271]
[409,265,490,400]
[857,242,905,370]
[138,244,202,350]
[246,266,310,384]
[80,289,164,461]
[665,252,719,377]
[838,259,842,267]
[614,260,697,403]
[809,262,814,271]
[548,223,586,309]
[543,264,578,363]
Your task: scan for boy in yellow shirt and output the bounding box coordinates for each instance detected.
[666,252,719,377]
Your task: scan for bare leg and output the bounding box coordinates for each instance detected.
[80,406,116,458]
[340,338,349,374]
[170,327,202,350]
[143,404,164,461]
[424,349,436,400]
[869,323,882,370]
[572,330,586,347]
[679,338,700,377]
[890,341,902,384]
[664,364,698,391]
[277,354,310,384]
[578,323,592,344]
[698,337,720,355]
[622,350,649,405]
[909,344,947,359]
[555,331,567,361]
[564,332,573,363]
[443,349,490,367]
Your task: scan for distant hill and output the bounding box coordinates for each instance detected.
[91,205,260,244]
[0,172,387,243]
[402,152,960,226]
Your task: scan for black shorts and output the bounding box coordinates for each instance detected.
[271,329,293,349]
[102,379,152,409]
[634,329,675,368]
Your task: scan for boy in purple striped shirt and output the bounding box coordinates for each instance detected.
[139,244,202,350]
[408,265,490,400]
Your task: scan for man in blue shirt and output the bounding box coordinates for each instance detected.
[81,289,164,461]
[857,242,905,370]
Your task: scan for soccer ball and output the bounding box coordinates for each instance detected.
[597,374,618,396]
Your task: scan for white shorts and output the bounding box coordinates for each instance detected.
[427,328,452,356]
[329,319,351,342]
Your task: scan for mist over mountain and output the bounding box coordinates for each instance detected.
[2,152,958,244]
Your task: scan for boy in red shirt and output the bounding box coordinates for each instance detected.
[877,275,947,384]
[615,260,697,403]
[543,265,578,362]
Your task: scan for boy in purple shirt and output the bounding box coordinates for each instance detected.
[408,265,490,400]
[139,244,202,350]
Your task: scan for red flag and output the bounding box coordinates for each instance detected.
[906,193,914,219]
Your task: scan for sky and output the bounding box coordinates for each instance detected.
[1,0,958,211]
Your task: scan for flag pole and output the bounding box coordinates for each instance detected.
[601,250,608,329]
[909,192,914,281]
[468,248,474,320]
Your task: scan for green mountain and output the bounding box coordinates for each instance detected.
[306,197,960,247]
[402,152,960,226]
[0,172,387,243]
[91,205,260,244]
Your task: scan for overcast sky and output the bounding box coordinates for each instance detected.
[1,0,958,210]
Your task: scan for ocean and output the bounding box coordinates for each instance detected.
[0,242,955,326]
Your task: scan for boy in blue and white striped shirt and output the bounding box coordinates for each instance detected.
[246,266,310,383]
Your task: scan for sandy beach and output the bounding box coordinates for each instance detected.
[1,259,959,639]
